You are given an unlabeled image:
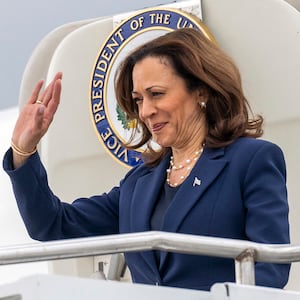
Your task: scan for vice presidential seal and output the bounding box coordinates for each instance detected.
[90,7,215,168]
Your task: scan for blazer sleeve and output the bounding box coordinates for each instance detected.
[3,148,121,241]
[243,141,290,288]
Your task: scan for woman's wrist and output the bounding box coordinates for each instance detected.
[11,140,37,169]
[11,140,37,157]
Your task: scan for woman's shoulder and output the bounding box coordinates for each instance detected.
[228,137,283,153]
[220,137,286,178]
[223,137,286,169]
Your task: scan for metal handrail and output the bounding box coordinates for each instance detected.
[0,231,298,285]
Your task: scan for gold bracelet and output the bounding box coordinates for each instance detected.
[11,140,37,157]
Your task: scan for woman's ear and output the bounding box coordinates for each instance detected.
[197,88,208,106]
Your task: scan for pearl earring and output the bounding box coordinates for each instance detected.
[199,101,206,109]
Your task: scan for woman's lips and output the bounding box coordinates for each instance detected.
[151,122,167,133]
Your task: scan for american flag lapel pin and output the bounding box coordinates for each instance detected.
[193,177,201,187]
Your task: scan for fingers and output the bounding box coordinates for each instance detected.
[41,72,63,107]
[28,80,44,104]
[48,78,62,115]
[34,73,62,135]
[28,72,63,106]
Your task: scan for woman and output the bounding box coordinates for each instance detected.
[3,28,290,291]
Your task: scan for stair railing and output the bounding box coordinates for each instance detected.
[0,231,298,285]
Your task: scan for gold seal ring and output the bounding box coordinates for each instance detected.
[36,99,43,104]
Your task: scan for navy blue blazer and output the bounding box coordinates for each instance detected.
[3,137,290,291]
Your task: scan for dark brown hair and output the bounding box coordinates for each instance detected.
[114,28,263,166]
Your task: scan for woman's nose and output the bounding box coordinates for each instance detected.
[139,98,156,120]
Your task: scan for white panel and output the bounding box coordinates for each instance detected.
[0,274,209,300]
[202,0,300,124]
[211,282,300,300]
[19,18,104,109]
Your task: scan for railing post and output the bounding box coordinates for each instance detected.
[235,248,256,285]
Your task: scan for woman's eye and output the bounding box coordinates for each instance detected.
[152,91,163,97]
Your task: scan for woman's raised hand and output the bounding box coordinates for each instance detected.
[11,72,62,168]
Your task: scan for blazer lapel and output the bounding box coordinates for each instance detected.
[129,155,170,278]
[130,155,169,232]
[162,147,228,232]
[158,147,228,268]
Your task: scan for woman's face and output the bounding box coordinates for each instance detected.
[132,56,204,149]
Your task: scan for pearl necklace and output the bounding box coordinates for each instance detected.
[166,147,204,187]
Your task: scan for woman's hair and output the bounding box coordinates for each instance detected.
[114,27,263,166]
